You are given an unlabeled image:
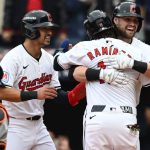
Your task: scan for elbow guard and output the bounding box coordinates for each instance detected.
[53,55,64,71]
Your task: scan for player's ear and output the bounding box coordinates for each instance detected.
[113,17,118,24]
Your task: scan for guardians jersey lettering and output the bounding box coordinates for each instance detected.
[19,73,52,91]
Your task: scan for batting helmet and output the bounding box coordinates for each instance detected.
[84,10,113,40]
[113,1,143,32]
[22,10,58,40]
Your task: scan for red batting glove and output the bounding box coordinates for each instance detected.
[68,82,86,106]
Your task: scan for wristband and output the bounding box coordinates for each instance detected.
[21,91,38,101]
[85,68,100,81]
[132,60,147,74]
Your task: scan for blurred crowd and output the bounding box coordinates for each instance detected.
[0,0,150,150]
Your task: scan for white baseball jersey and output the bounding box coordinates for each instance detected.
[131,37,150,63]
[0,44,60,118]
[57,38,150,114]
[131,37,150,103]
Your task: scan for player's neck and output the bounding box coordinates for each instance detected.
[23,40,42,59]
[118,36,132,44]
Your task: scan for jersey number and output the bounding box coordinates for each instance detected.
[97,61,106,84]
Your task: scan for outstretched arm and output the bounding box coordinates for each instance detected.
[0,66,57,102]
[0,86,58,102]
[0,87,20,102]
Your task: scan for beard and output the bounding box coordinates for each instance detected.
[114,26,136,40]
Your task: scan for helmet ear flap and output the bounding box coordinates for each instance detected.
[84,19,94,40]
[137,19,142,32]
[22,23,40,40]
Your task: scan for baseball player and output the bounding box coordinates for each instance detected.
[54,10,150,150]
[99,1,150,95]
[105,1,150,76]
[0,27,58,148]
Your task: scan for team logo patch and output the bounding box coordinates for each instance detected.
[130,4,136,14]
[2,71,9,83]
[120,106,133,114]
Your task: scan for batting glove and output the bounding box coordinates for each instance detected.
[103,54,134,70]
[100,68,129,87]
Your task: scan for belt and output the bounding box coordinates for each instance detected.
[26,115,41,121]
[10,115,41,121]
[91,105,136,114]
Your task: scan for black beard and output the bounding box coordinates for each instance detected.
[114,26,134,40]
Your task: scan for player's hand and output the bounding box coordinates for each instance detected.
[100,68,129,87]
[37,86,57,100]
[103,54,134,70]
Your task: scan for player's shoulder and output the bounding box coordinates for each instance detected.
[41,48,54,60]
[97,37,124,45]
[103,38,130,48]
[132,37,150,49]
[5,44,23,54]
[106,37,126,44]
[1,44,23,60]
[132,38,150,57]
